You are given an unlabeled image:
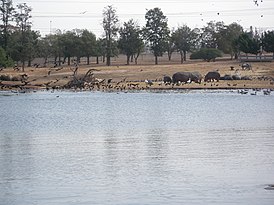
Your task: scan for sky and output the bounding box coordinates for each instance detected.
[12,0,274,37]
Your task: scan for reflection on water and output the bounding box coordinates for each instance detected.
[1,91,274,205]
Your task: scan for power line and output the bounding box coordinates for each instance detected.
[17,0,273,3]
[31,7,274,18]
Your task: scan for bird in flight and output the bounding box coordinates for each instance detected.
[79,11,87,14]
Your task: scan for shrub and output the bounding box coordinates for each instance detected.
[0,47,14,68]
[190,48,222,62]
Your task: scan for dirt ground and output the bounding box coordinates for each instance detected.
[1,55,274,91]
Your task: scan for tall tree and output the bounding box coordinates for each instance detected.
[166,32,175,61]
[81,29,96,65]
[262,31,274,57]
[0,0,14,50]
[13,3,32,71]
[25,30,39,67]
[200,21,225,49]
[59,31,79,65]
[118,19,143,65]
[172,25,198,63]
[0,46,13,67]
[143,7,170,65]
[236,33,260,55]
[94,38,106,64]
[217,23,243,59]
[36,35,52,66]
[102,5,119,66]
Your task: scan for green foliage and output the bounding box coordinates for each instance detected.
[143,7,170,64]
[217,23,243,59]
[200,21,225,48]
[118,19,143,64]
[12,3,32,70]
[236,33,260,55]
[0,46,13,67]
[172,25,199,63]
[0,0,15,49]
[102,5,119,66]
[81,29,96,64]
[262,31,274,53]
[190,48,222,62]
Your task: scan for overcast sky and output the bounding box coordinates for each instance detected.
[12,0,274,37]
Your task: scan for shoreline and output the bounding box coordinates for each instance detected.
[1,60,274,92]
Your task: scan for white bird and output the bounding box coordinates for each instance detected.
[145,79,153,86]
[187,78,191,83]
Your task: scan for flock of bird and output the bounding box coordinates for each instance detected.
[0,63,274,95]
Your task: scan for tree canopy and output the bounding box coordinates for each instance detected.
[0,1,273,68]
[172,25,199,63]
[118,19,143,65]
[102,5,119,66]
[143,7,170,65]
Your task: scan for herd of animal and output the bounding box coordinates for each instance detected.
[163,71,222,84]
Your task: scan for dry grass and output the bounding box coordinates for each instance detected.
[1,55,274,91]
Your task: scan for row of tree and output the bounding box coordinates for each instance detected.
[1,1,274,70]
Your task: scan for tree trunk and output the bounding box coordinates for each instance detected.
[183,50,187,62]
[155,55,158,65]
[106,33,111,66]
[77,56,81,64]
[131,55,134,63]
[126,55,130,65]
[106,56,111,66]
[87,55,90,65]
[234,52,238,60]
[44,56,48,67]
[28,59,31,67]
[134,52,140,65]
[58,55,61,66]
[22,61,25,72]
[180,51,183,64]
[168,53,172,61]
[96,56,99,64]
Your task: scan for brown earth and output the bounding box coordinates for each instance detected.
[1,55,274,91]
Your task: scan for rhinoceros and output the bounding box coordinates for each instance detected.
[204,71,221,82]
[163,75,172,83]
[172,72,202,84]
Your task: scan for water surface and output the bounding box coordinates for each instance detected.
[1,90,274,205]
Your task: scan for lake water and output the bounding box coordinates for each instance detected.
[1,90,274,205]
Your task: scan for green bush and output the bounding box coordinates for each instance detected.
[190,48,222,62]
[0,47,14,68]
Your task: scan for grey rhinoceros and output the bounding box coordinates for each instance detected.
[172,72,202,83]
[163,75,172,83]
[204,71,221,82]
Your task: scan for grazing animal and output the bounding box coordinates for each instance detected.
[204,71,220,82]
[172,72,202,84]
[163,75,172,84]
[241,63,252,70]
